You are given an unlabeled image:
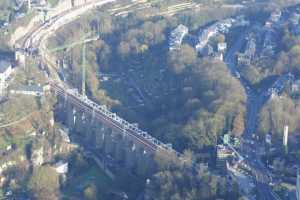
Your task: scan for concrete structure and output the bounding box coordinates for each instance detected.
[0,61,13,95]
[53,161,68,174]
[169,24,188,51]
[51,82,179,176]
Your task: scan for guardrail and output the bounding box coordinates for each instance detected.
[49,81,180,156]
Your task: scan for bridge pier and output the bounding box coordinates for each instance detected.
[103,128,114,155]
[95,125,106,150]
[66,103,76,132]
[54,93,169,177]
[124,140,137,171]
[114,134,126,164]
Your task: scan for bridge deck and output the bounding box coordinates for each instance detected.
[50,81,178,154]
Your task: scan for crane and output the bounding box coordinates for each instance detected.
[48,33,99,96]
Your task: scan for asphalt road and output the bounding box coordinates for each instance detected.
[224,27,283,200]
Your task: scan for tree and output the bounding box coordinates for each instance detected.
[168,44,197,74]
[258,95,300,138]
[147,153,228,200]
[83,184,98,200]
[28,166,60,200]
[232,111,245,137]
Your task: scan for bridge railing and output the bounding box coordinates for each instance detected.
[50,81,179,155]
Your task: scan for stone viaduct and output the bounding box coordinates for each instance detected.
[51,82,177,176]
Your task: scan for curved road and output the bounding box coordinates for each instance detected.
[224,27,289,200]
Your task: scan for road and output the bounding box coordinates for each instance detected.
[224,27,287,200]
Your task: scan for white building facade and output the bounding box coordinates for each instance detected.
[169,24,188,51]
[0,61,13,95]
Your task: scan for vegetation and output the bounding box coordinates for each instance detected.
[147,151,240,200]
[0,0,16,24]
[43,2,250,199]
[28,166,60,200]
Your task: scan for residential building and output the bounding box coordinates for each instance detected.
[196,25,218,52]
[59,128,70,143]
[270,9,282,22]
[196,18,235,53]
[290,12,300,25]
[54,161,68,174]
[169,24,188,51]
[245,37,256,60]
[237,54,250,66]
[237,36,256,66]
[265,134,272,144]
[200,44,214,57]
[262,30,276,56]
[292,80,300,93]
[216,145,233,174]
[218,42,227,52]
[10,85,45,96]
[0,61,13,95]
[213,52,223,61]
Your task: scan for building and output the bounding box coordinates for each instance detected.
[245,37,256,60]
[292,80,300,93]
[10,85,44,96]
[265,134,272,144]
[200,44,214,57]
[237,54,250,66]
[262,30,276,56]
[169,24,188,51]
[283,125,289,146]
[53,161,68,174]
[0,61,13,95]
[15,49,26,67]
[196,18,234,53]
[216,145,234,173]
[196,25,218,52]
[270,9,282,22]
[218,42,227,52]
[290,12,300,25]
[213,52,223,61]
[237,36,256,66]
[59,128,70,143]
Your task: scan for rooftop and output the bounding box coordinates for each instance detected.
[18,85,43,92]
